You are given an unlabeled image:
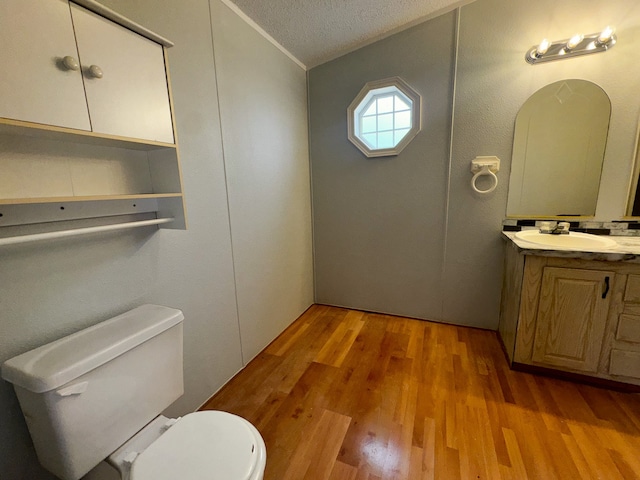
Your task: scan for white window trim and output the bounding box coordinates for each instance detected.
[347,77,422,158]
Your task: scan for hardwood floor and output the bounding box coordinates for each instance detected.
[201,305,640,479]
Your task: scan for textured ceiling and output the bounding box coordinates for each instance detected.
[227,0,474,68]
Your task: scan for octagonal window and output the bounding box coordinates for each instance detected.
[348,77,421,157]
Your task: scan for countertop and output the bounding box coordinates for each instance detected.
[502,231,640,262]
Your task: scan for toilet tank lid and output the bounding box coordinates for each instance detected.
[1,304,184,393]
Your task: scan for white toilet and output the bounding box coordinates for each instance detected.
[1,304,266,480]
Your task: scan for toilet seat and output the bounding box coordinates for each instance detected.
[129,411,266,480]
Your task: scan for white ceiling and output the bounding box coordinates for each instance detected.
[226,0,474,68]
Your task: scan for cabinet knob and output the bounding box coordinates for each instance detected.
[88,65,103,79]
[62,55,80,71]
[602,276,610,299]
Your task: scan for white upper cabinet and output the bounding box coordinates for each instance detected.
[0,0,185,230]
[70,4,174,143]
[0,0,174,144]
[0,0,91,130]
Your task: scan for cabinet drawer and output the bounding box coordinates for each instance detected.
[624,275,640,303]
[617,314,640,343]
[609,349,640,379]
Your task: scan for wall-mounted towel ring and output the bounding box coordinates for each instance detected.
[471,165,498,193]
[470,156,500,194]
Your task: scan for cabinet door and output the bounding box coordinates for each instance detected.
[69,4,174,143]
[532,267,612,372]
[0,0,91,130]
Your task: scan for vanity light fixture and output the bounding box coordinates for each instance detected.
[525,26,616,64]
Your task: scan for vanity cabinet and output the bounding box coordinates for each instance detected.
[499,240,640,387]
[0,0,185,230]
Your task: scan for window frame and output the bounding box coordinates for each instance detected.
[347,77,422,158]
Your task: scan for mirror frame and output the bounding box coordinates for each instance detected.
[625,120,640,217]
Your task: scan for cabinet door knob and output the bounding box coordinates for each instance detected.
[88,65,103,79]
[62,55,80,71]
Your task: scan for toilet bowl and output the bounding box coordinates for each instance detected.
[1,304,266,480]
[110,411,266,480]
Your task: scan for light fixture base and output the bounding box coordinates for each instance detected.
[525,31,616,65]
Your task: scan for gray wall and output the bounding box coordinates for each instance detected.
[0,0,312,478]
[309,12,457,321]
[447,0,640,327]
[309,0,640,329]
[210,1,314,362]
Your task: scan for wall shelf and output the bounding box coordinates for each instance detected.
[0,130,186,229]
[0,193,183,206]
[0,118,177,151]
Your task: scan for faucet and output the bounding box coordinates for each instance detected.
[539,221,570,235]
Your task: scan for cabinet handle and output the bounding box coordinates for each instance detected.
[87,65,103,79]
[62,56,80,71]
[602,276,610,299]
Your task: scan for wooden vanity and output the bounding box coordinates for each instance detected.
[499,233,640,388]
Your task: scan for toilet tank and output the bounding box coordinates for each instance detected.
[1,304,184,480]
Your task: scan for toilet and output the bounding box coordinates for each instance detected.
[1,304,266,480]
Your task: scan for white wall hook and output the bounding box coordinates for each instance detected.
[470,156,500,194]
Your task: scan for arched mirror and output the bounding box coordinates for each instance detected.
[506,79,611,217]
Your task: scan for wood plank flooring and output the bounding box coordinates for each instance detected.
[201,305,640,479]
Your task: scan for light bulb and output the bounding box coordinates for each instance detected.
[566,34,584,50]
[597,26,614,45]
[536,39,551,56]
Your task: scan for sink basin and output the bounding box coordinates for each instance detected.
[514,230,618,250]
